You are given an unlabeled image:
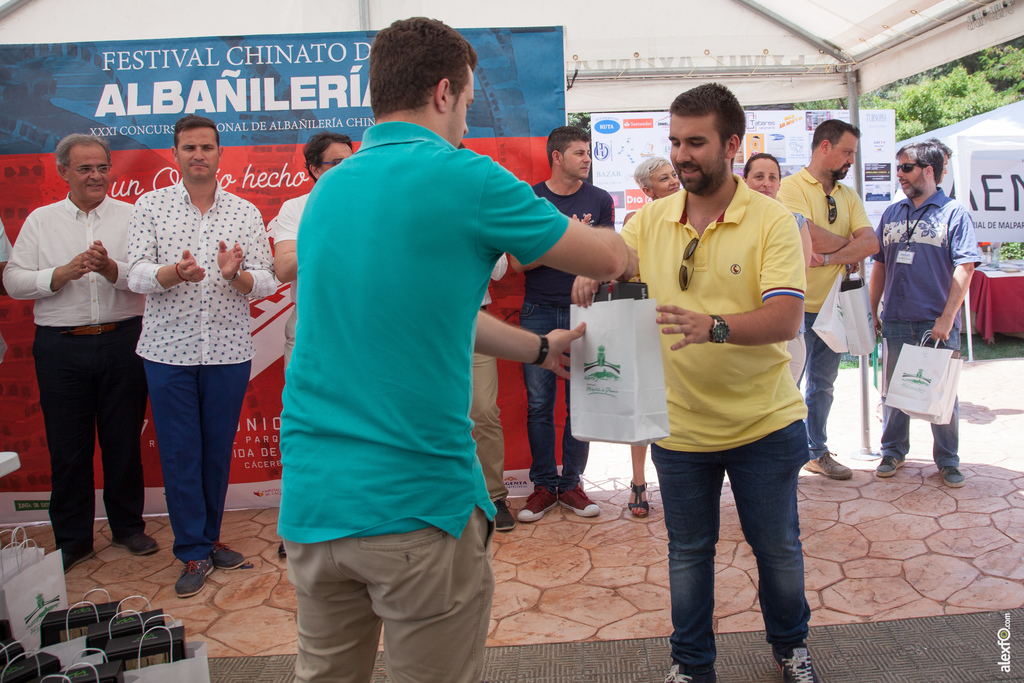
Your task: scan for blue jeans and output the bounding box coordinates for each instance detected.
[519,302,589,493]
[144,360,251,562]
[802,311,842,460]
[651,421,811,673]
[881,320,960,468]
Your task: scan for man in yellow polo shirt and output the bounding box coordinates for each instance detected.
[778,120,879,481]
[573,83,818,683]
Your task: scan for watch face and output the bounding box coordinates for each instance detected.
[711,317,729,343]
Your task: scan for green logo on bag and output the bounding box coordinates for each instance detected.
[902,368,932,386]
[584,346,621,396]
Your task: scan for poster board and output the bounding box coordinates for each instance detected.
[591,109,897,228]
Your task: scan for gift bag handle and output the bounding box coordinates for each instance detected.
[116,594,152,615]
[137,624,177,665]
[109,609,143,639]
[81,588,111,604]
[70,647,109,664]
[65,600,101,640]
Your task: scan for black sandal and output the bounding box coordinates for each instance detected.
[628,481,649,518]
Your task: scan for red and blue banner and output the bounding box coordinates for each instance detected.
[0,27,565,520]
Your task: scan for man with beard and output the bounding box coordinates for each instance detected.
[778,120,878,481]
[869,140,978,487]
[573,83,818,683]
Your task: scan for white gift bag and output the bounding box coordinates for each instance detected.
[569,298,670,446]
[883,337,960,425]
[2,550,68,651]
[811,274,848,353]
[123,641,210,683]
[839,279,876,356]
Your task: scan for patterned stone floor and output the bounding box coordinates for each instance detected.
[9,359,1024,660]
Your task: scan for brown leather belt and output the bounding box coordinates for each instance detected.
[61,323,119,336]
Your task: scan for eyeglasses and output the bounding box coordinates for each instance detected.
[318,159,346,167]
[678,237,699,291]
[897,163,927,174]
[826,195,837,224]
[73,165,111,175]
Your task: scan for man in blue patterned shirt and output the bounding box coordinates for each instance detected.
[128,115,276,597]
[869,139,980,488]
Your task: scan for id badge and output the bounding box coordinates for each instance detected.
[896,250,915,265]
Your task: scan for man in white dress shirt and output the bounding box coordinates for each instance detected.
[127,115,275,597]
[4,134,156,572]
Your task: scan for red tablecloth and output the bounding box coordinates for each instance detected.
[969,268,1024,342]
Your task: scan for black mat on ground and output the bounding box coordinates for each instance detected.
[209,608,1024,682]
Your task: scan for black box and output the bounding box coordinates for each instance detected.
[592,281,648,302]
[0,621,11,641]
[0,640,24,666]
[40,602,119,646]
[85,610,164,651]
[0,652,60,683]
[29,660,124,683]
[103,626,184,671]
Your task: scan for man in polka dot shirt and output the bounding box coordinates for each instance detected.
[127,114,276,598]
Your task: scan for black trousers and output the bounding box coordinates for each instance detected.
[33,317,149,553]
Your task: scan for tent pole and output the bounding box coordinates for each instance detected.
[358,0,370,30]
[846,69,881,462]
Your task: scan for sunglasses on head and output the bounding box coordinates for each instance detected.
[678,237,699,291]
[826,195,837,225]
[897,162,927,174]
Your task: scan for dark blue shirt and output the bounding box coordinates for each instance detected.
[525,181,615,306]
[874,188,980,326]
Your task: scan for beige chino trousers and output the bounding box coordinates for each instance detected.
[286,508,495,683]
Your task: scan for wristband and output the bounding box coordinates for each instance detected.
[224,269,241,282]
[823,253,830,266]
[174,263,184,280]
[531,335,549,366]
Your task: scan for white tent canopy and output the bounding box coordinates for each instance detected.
[2,0,1023,110]
[903,99,1024,223]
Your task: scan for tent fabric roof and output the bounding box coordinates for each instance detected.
[1,0,1022,110]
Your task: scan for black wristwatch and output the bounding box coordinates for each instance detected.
[531,335,549,365]
[709,315,730,344]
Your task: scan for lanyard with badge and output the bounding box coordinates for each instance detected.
[896,204,919,265]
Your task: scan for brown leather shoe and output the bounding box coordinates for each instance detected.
[110,533,158,556]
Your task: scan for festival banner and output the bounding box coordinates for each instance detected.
[0,27,565,521]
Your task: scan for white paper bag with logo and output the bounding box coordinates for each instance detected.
[838,278,876,356]
[0,536,46,623]
[569,298,670,446]
[883,339,958,423]
[811,274,848,353]
[1,549,67,651]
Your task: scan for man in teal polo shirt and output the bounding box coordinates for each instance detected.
[278,17,633,683]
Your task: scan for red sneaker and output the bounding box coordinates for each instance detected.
[558,485,600,517]
[517,486,558,523]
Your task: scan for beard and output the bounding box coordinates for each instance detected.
[674,150,730,197]
[902,180,924,200]
[829,163,851,182]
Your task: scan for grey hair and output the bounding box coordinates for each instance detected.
[55,134,111,168]
[633,157,673,189]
